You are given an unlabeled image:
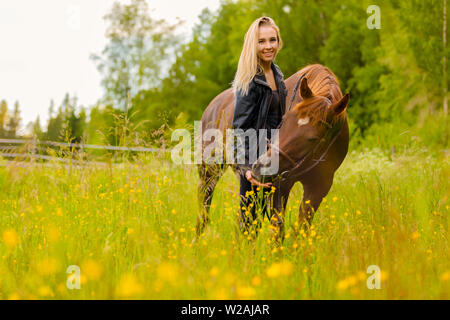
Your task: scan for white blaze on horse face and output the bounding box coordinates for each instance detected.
[297,117,310,127]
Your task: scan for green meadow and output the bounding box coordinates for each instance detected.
[1,0,449,301]
[0,136,448,299]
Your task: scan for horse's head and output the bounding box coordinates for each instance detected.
[252,77,349,181]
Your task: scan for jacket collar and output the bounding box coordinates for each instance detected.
[253,62,284,89]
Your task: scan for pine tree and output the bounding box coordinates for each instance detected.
[6,101,21,138]
[32,115,44,140]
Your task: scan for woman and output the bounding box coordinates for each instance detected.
[231,16,287,230]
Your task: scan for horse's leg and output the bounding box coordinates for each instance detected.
[196,163,225,236]
[298,177,333,230]
[269,181,293,243]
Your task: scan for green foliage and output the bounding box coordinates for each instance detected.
[0,147,448,299]
[91,0,181,111]
[1,101,22,139]
[0,100,8,138]
[42,94,87,143]
[20,0,450,151]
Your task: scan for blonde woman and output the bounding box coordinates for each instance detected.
[232,16,287,230]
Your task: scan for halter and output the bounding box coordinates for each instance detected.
[287,73,306,113]
[268,119,343,180]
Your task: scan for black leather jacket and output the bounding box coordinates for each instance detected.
[232,62,287,175]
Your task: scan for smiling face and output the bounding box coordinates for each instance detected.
[257,25,279,64]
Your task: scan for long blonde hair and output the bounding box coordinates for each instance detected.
[232,16,283,96]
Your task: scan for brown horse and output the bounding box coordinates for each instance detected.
[196,64,349,238]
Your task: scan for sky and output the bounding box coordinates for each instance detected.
[0,0,221,135]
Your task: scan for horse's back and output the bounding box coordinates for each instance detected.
[201,88,235,132]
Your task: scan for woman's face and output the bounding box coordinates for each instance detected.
[257,25,279,64]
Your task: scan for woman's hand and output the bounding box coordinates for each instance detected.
[245,170,272,188]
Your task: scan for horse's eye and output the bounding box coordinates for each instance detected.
[308,136,319,142]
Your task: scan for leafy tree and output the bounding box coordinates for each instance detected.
[85,104,118,146]
[91,0,181,110]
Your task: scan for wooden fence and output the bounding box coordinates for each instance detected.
[0,138,169,166]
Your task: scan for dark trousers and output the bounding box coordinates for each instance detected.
[239,173,272,230]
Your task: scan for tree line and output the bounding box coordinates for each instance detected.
[10,0,448,149]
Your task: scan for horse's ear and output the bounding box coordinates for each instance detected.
[300,77,313,99]
[331,93,350,115]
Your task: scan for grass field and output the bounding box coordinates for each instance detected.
[0,147,448,299]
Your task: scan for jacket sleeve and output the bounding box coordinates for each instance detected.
[232,83,259,175]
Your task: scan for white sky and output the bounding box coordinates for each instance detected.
[0,0,221,135]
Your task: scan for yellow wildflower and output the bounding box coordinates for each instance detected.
[115,274,143,298]
[336,279,349,290]
[210,267,219,277]
[213,287,229,299]
[8,292,21,300]
[251,276,262,286]
[236,285,256,299]
[37,286,54,297]
[2,229,19,248]
[82,259,104,281]
[36,257,60,275]
[441,271,450,281]
[266,260,293,278]
[157,262,179,285]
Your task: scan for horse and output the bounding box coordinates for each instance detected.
[196,64,350,239]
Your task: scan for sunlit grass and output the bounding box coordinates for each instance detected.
[0,148,448,299]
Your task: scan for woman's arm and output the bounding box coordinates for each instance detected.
[232,83,259,130]
[231,84,272,187]
[232,84,259,175]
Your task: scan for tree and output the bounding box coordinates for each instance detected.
[6,101,21,138]
[0,100,7,138]
[47,105,64,141]
[31,115,44,140]
[91,0,181,110]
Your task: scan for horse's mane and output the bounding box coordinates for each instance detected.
[293,64,346,126]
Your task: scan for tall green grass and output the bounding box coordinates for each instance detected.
[0,143,448,299]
